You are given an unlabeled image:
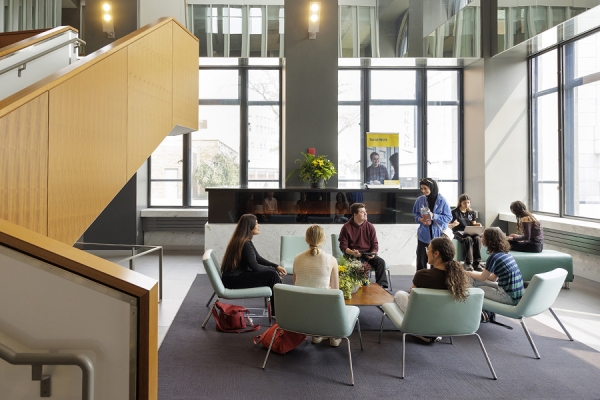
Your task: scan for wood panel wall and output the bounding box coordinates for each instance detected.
[0,18,199,245]
[0,95,49,235]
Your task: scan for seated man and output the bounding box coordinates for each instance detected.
[338,203,389,289]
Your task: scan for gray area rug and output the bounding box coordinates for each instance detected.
[158,275,600,399]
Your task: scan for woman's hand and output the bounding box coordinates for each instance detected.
[419,217,432,226]
[276,266,287,277]
[449,220,459,229]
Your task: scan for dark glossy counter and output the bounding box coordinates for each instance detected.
[206,187,421,224]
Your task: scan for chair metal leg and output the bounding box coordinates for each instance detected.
[520,318,541,359]
[356,319,363,350]
[387,270,392,291]
[401,333,406,379]
[548,307,574,341]
[267,300,272,324]
[449,336,453,345]
[343,338,355,386]
[378,312,386,344]
[474,333,498,380]
[262,327,280,369]
[205,292,216,307]
[202,303,216,329]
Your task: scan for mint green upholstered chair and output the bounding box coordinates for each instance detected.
[331,233,393,290]
[204,250,222,307]
[262,284,362,386]
[379,287,497,380]
[280,235,308,274]
[482,268,573,359]
[201,249,273,328]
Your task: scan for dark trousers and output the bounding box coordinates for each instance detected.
[416,240,429,271]
[455,233,482,265]
[362,255,388,288]
[510,241,543,253]
[221,265,281,315]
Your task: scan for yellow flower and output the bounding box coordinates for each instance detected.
[312,160,317,166]
[338,265,346,273]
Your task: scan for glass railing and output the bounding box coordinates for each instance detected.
[496,1,600,55]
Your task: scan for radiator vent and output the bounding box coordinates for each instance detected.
[544,228,600,256]
[143,217,207,232]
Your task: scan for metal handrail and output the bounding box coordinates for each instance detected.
[0,37,86,77]
[0,342,94,400]
[75,242,163,302]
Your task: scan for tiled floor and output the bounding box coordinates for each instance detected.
[103,251,600,352]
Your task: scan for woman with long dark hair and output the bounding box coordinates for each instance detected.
[394,237,471,342]
[465,228,524,305]
[412,178,452,271]
[221,214,287,315]
[449,193,483,270]
[507,200,543,253]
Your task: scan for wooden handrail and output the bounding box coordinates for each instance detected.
[0,26,77,59]
[0,17,197,118]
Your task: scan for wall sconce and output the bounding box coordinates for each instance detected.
[101,2,115,38]
[308,2,320,39]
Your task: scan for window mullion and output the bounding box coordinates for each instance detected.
[240,67,249,187]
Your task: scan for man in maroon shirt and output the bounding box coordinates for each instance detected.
[338,203,389,289]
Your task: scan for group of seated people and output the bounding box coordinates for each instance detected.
[219,184,543,347]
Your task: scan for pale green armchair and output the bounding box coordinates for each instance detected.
[201,249,272,328]
[331,233,392,290]
[280,235,308,275]
[482,268,573,359]
[262,284,362,386]
[379,287,497,379]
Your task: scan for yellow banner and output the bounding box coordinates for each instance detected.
[366,133,399,147]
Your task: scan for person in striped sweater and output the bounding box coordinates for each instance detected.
[465,228,524,305]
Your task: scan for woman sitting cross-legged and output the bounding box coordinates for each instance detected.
[507,200,544,253]
[393,236,470,343]
[293,224,340,346]
[221,214,287,316]
[464,227,524,305]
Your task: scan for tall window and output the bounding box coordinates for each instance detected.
[530,29,600,219]
[149,62,281,207]
[338,67,462,197]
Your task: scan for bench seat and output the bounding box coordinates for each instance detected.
[452,239,574,284]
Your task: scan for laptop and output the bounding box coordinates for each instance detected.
[463,225,485,236]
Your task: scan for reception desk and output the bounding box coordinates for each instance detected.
[205,187,421,267]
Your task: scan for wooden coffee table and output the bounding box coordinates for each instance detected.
[345,283,393,306]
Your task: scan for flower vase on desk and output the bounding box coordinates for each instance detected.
[310,178,325,189]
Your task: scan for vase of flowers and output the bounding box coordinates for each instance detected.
[338,257,371,300]
[286,152,337,188]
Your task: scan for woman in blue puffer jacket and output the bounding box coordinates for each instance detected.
[412,178,452,271]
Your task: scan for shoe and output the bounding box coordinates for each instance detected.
[329,338,342,347]
[381,284,389,289]
[311,336,324,344]
[414,335,432,343]
[474,264,484,272]
[463,263,474,271]
[434,336,442,343]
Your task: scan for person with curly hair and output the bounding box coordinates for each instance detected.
[465,228,524,305]
[507,200,544,253]
[394,236,470,342]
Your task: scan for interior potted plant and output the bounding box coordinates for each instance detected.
[337,257,370,300]
[287,152,337,188]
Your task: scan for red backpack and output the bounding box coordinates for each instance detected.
[211,301,260,333]
[253,323,306,354]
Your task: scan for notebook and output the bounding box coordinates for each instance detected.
[463,225,485,236]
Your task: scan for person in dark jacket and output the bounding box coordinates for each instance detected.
[338,203,388,289]
[507,200,544,253]
[221,214,287,315]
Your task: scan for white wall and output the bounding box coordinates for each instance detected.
[0,246,134,400]
[0,30,79,101]
[139,0,186,27]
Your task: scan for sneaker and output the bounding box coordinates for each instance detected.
[474,264,485,272]
[311,336,324,344]
[329,338,342,347]
[463,263,474,271]
[434,336,442,343]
